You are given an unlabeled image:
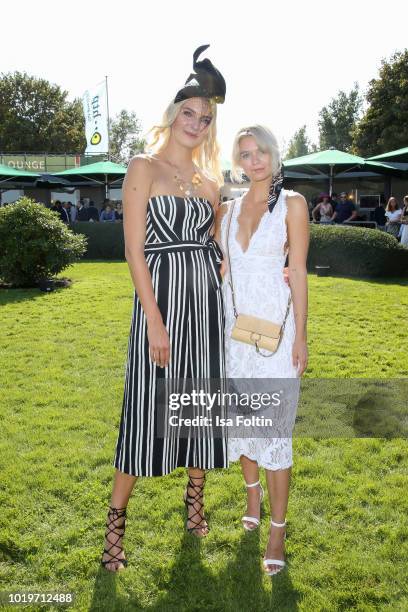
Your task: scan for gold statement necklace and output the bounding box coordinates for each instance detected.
[162,158,203,197]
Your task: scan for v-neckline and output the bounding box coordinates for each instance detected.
[234,195,268,254]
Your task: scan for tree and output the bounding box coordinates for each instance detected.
[0,72,86,152]
[353,50,408,157]
[318,83,362,152]
[110,110,146,165]
[285,125,316,159]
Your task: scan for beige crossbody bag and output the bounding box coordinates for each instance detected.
[225,200,292,358]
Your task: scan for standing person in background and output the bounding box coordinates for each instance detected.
[373,200,387,231]
[70,201,78,223]
[312,194,333,224]
[331,192,339,212]
[331,192,357,224]
[87,200,99,222]
[60,201,71,224]
[77,200,89,221]
[115,202,123,221]
[400,195,408,246]
[51,200,62,214]
[385,197,401,239]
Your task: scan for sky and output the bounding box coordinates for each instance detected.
[2,0,408,159]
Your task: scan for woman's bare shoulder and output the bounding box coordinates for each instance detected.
[285,190,308,209]
[127,153,157,172]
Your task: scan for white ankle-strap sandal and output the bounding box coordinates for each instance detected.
[263,519,287,576]
[242,480,264,531]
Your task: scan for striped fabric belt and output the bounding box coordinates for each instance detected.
[144,238,223,290]
[144,237,223,262]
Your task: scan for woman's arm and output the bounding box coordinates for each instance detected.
[214,201,230,277]
[311,203,320,221]
[286,193,310,375]
[123,156,170,368]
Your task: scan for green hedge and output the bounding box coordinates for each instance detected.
[71,222,408,278]
[71,222,125,259]
[308,224,408,277]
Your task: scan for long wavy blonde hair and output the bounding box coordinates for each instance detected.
[145,98,224,187]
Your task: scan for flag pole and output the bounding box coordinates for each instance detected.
[105,75,111,199]
[105,75,111,162]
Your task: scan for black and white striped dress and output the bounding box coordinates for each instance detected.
[113,195,227,476]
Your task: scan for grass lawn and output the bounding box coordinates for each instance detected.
[0,262,407,611]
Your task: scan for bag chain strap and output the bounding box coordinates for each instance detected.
[225,199,292,357]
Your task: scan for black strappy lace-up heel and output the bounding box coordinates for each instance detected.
[101,505,128,571]
[183,474,210,537]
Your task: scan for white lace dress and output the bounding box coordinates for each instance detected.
[220,189,300,470]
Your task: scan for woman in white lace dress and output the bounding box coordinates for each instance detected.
[215,125,309,576]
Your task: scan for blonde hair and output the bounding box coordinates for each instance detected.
[145,98,224,187]
[231,124,281,183]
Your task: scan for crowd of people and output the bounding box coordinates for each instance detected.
[7,188,405,246]
[309,192,408,244]
[49,199,123,224]
[311,191,358,225]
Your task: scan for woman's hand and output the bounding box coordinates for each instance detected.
[292,337,308,376]
[147,320,170,368]
[283,266,290,285]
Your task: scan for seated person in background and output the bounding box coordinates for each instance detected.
[312,193,333,224]
[100,204,116,222]
[373,201,387,230]
[331,192,357,224]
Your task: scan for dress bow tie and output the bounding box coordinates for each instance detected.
[205,237,224,264]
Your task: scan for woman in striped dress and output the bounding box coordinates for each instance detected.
[101,45,228,571]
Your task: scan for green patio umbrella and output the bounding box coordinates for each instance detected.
[0,164,41,205]
[367,146,408,175]
[283,149,401,195]
[55,161,127,197]
[0,163,40,184]
[368,146,408,163]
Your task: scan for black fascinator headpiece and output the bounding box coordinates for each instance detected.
[174,44,226,104]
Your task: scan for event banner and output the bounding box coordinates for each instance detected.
[82,81,109,154]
